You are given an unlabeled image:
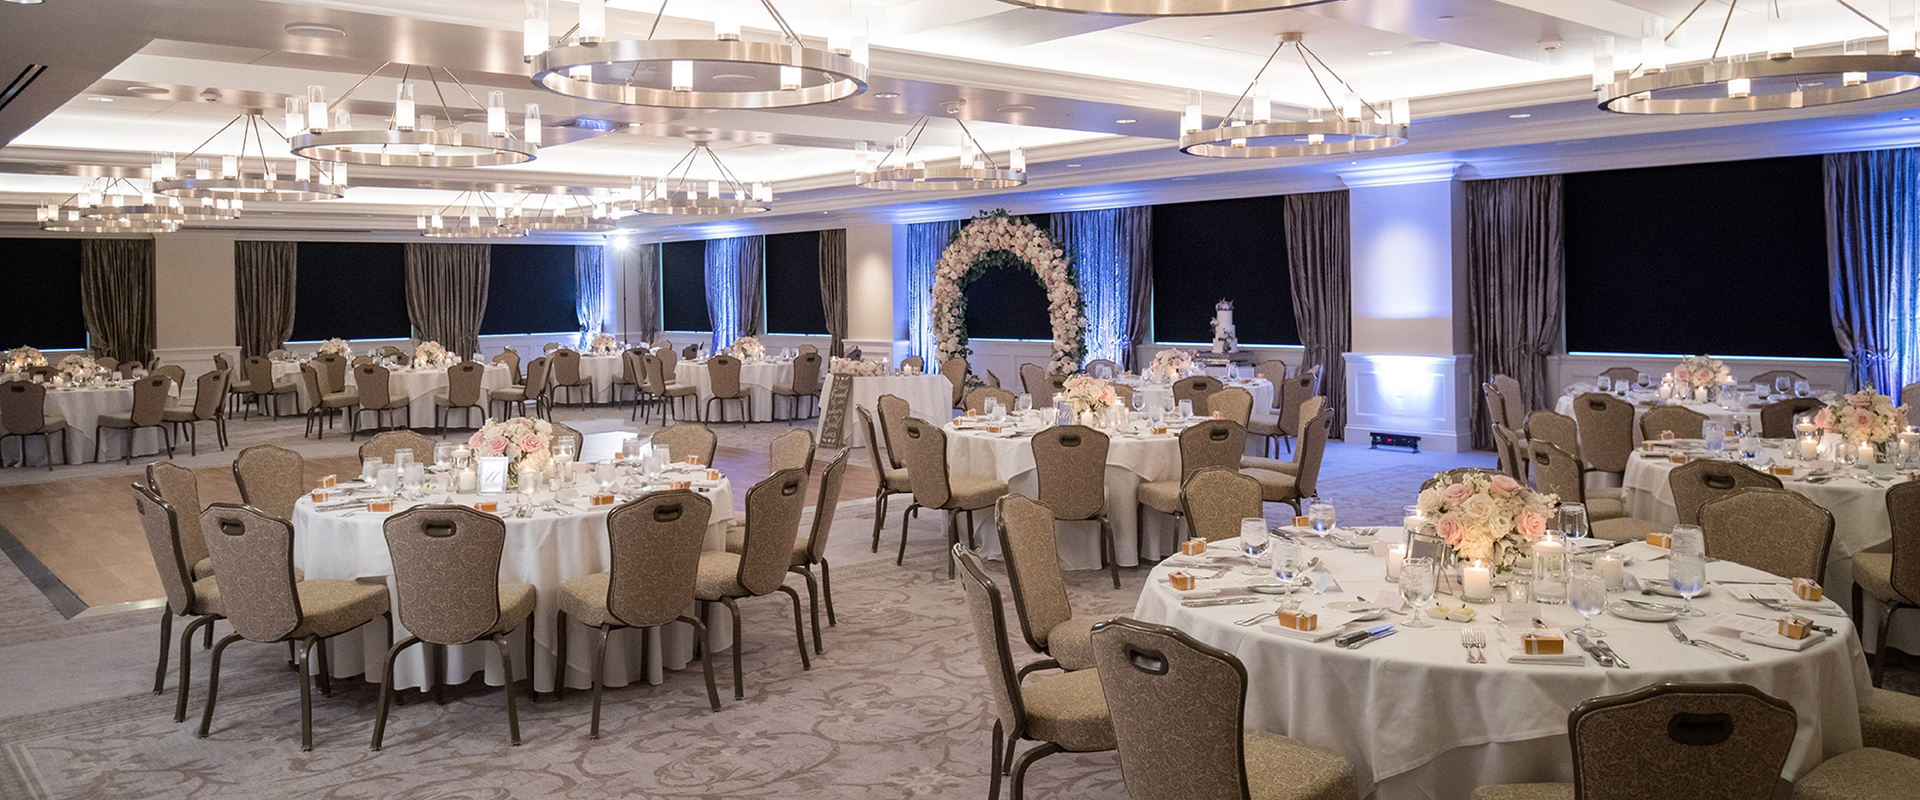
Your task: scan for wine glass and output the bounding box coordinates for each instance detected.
[1238,518,1270,575]
[1399,557,1437,628]
[1147,403,1164,430]
[1307,502,1336,550]
[1776,376,1793,398]
[595,459,616,496]
[1561,503,1589,544]
[1794,380,1811,398]
[1636,372,1652,391]
[1668,524,1708,616]
[1596,376,1612,394]
[984,396,999,419]
[1016,393,1033,416]
[361,457,382,484]
[1131,391,1145,414]
[1569,569,1608,636]
[1270,540,1304,593]
[434,443,454,470]
[1177,399,1193,419]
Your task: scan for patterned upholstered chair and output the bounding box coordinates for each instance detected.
[1860,686,1920,759]
[696,467,813,700]
[609,349,643,408]
[1906,382,1920,427]
[1210,386,1253,428]
[351,364,414,438]
[1268,366,1321,456]
[95,355,119,371]
[146,461,209,577]
[1111,383,1136,410]
[163,370,229,456]
[1138,420,1249,538]
[1760,397,1825,438]
[490,348,522,386]
[940,356,969,409]
[490,356,547,419]
[547,422,583,459]
[1792,746,1920,800]
[900,355,925,374]
[1030,425,1118,588]
[548,349,593,407]
[1640,405,1709,441]
[1172,375,1224,416]
[1254,359,1289,384]
[896,416,1008,578]
[1491,374,1529,438]
[312,353,348,395]
[1242,407,1330,515]
[769,427,815,474]
[857,404,913,554]
[650,338,674,352]
[1597,366,1642,387]
[1,380,66,470]
[955,545,1114,800]
[1243,396,1325,476]
[1090,617,1358,800]
[652,422,717,466]
[1697,489,1833,582]
[1018,363,1051,400]
[645,352,698,422]
[96,376,175,464]
[1856,480,1920,686]
[771,352,824,421]
[195,504,391,750]
[1526,441,1657,541]
[1667,461,1781,526]
[703,354,751,425]
[1469,683,1798,800]
[1571,392,1635,479]
[1483,381,1509,433]
[963,386,1019,415]
[434,361,488,434]
[1181,466,1265,544]
[789,449,849,647]
[1084,358,1119,379]
[1525,410,1581,460]
[370,506,536,749]
[1492,423,1526,483]
[151,364,187,393]
[997,494,1113,675]
[298,363,358,439]
[232,444,305,520]
[357,430,438,467]
[134,484,224,723]
[1748,369,1807,389]
[986,369,1003,389]
[114,360,143,379]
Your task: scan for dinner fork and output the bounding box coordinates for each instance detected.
[1460,630,1476,663]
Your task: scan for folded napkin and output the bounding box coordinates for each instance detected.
[1739,629,1829,652]
[1723,584,1846,616]
[1612,541,1670,562]
[1497,631,1586,666]
[1257,608,1361,642]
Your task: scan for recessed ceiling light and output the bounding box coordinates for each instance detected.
[283,22,347,39]
[86,96,112,102]
[1508,113,1532,119]
[998,104,1035,113]
[126,85,170,97]
[1171,177,1195,181]
[873,92,900,99]
[3,0,46,5]
[1200,35,1214,40]
[1115,118,1136,124]
[1437,15,1455,20]
[1066,163,1083,168]
[1366,50,1393,57]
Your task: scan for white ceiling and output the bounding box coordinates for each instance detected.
[0,0,1917,239]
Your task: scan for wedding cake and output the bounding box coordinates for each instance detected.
[1210,299,1238,354]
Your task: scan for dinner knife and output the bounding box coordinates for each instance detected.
[1571,631,1615,667]
[1346,628,1399,649]
[1181,596,1264,608]
[1593,640,1631,669]
[1334,625,1393,648]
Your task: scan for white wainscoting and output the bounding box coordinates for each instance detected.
[1342,353,1475,453]
[1546,353,1852,395]
[152,346,243,397]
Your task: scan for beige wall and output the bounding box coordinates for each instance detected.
[844,224,894,348]
[153,232,236,350]
[1348,178,1467,356]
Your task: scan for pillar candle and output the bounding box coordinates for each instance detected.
[1801,436,1820,461]
[1599,553,1626,591]
[1385,544,1407,581]
[1462,561,1493,601]
[1693,386,1708,403]
[1858,441,1876,465]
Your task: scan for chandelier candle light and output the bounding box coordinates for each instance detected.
[515,194,618,231]
[998,0,1338,13]
[854,108,1026,191]
[1180,32,1408,159]
[36,175,227,234]
[152,112,347,202]
[631,141,772,216]
[417,191,530,239]
[289,63,540,167]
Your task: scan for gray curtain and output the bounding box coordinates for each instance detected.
[233,241,297,360]
[1120,207,1153,371]
[80,238,156,365]
[819,229,849,357]
[575,244,609,337]
[1282,191,1353,438]
[1051,206,1151,371]
[903,220,960,360]
[703,236,763,351]
[403,243,491,358]
[1825,148,1920,394]
[1464,175,1565,451]
[613,241,661,343]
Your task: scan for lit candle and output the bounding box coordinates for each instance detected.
[1801,435,1820,461]
[1386,544,1407,581]
[1901,431,1918,457]
[1693,386,1708,403]
[1858,441,1876,466]
[520,467,542,496]
[1533,536,1565,562]
[1599,553,1626,591]
[457,467,476,493]
[1462,560,1493,602]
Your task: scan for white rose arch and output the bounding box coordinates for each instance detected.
[932,210,1086,374]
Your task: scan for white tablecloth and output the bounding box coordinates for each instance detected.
[283,362,510,427]
[1,383,175,465]
[1133,538,1871,800]
[292,466,735,693]
[1117,377,1278,426]
[1555,393,1779,447]
[817,373,952,448]
[675,360,794,423]
[576,353,624,404]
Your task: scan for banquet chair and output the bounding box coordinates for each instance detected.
[1793,747,1920,800]
[1597,366,1642,387]
[164,370,228,456]
[795,343,818,355]
[1859,687,1920,759]
[433,362,488,434]
[900,355,925,373]
[1571,392,1635,479]
[548,349,593,407]
[1084,359,1119,379]
[703,354,751,425]
[1243,408,1329,516]
[1172,376,1224,416]
[1525,410,1581,460]
[1112,383,1136,410]
[769,427,816,474]
[556,490,720,736]
[1211,386,1253,427]
[350,356,373,369]
[543,342,561,353]
[1492,424,1526,482]
[1526,441,1658,541]
[1468,683,1796,800]
[1138,419,1249,539]
[312,354,348,395]
[151,364,187,393]
[298,364,358,439]
[1420,469,1503,492]
[115,360,144,379]
[1906,382,1920,426]
[1640,405,1708,441]
[1697,489,1833,582]
[264,350,288,362]
[1491,374,1529,437]
[650,338,673,351]
[1270,367,1321,456]
[95,376,174,464]
[134,483,257,725]
[146,461,206,565]
[377,345,408,361]
[195,504,391,751]
[653,422,717,466]
[997,494,1113,674]
[610,349,643,408]
[857,404,914,554]
[896,416,1009,578]
[955,545,1115,800]
[644,352,698,422]
[26,365,58,383]
[696,467,813,700]
[681,344,700,360]
[232,444,305,520]
[491,348,522,386]
[789,449,849,645]
[549,422,583,459]
[1030,425,1119,588]
[964,386,1019,415]
[490,356,547,419]
[1243,396,1326,476]
[1483,382,1509,431]
[357,430,437,467]
[211,353,232,373]
[1254,359,1289,384]
[1748,369,1807,389]
[348,364,411,439]
[1855,480,1920,686]
[1019,363,1050,399]
[771,352,824,421]
[1760,397,1825,438]
[1667,461,1781,526]
[1181,466,1264,544]
[0,381,66,470]
[941,356,969,409]
[1090,618,1358,800]
[95,355,119,371]
[370,506,536,750]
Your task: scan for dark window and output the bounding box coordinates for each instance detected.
[1564,156,1839,358]
[1152,196,1296,345]
[0,238,87,349]
[292,242,411,341]
[483,244,580,335]
[765,231,828,335]
[951,214,1055,341]
[661,240,710,332]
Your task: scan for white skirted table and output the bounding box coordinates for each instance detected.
[1,382,175,466]
[282,362,511,426]
[576,353,625,404]
[1551,393,1827,447]
[1115,377,1278,426]
[816,373,952,448]
[674,359,795,423]
[1133,536,1871,800]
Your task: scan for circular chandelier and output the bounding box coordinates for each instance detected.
[289,63,540,167]
[996,0,1342,15]
[152,113,347,201]
[517,194,618,231]
[416,192,528,239]
[1179,33,1408,158]
[854,110,1026,191]
[631,142,771,216]
[1596,1,1920,114]
[526,0,868,109]
[75,176,241,223]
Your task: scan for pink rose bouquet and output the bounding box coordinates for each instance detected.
[1815,388,1907,445]
[1673,355,1730,390]
[469,417,555,477]
[1414,470,1560,569]
[1061,374,1119,414]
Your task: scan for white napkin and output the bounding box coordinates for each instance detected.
[1257,607,1361,642]
[1722,584,1846,616]
[1739,629,1829,651]
[1612,541,1671,562]
[1497,630,1586,666]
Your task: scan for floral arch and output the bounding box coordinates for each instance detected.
[932,210,1085,374]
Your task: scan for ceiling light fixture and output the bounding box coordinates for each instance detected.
[417,191,529,239]
[875,92,901,99]
[1179,32,1409,159]
[152,112,346,202]
[37,176,211,233]
[527,0,868,109]
[996,0,1340,15]
[1596,2,1920,114]
[1508,113,1532,118]
[284,22,347,39]
[76,176,240,223]
[853,111,1026,191]
[632,142,772,215]
[289,63,539,167]
[516,194,619,231]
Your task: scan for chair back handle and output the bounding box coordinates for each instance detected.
[1668,712,1734,746]
[1125,644,1170,676]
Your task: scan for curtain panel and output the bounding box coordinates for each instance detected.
[903,220,959,361]
[1824,148,1920,394]
[80,238,157,365]
[618,241,662,344]
[575,244,610,342]
[233,241,297,360]
[1051,206,1151,370]
[403,243,491,358]
[704,236,764,351]
[818,229,850,357]
[1463,175,1566,451]
[1282,191,1353,438]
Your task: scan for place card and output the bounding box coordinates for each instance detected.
[472,500,498,513]
[1501,601,1541,623]
[1374,589,1407,612]
[590,494,616,507]
[366,500,392,513]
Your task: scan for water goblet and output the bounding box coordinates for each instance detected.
[361,458,382,484]
[1016,394,1033,415]
[1596,376,1612,394]
[1177,399,1192,420]
[595,459,616,495]
[1569,569,1608,636]
[1131,392,1144,413]
[1560,503,1589,543]
[1307,502,1336,550]
[1270,540,1305,593]
[434,443,454,470]
[1238,518,1270,575]
[1636,372,1652,391]
[1399,557,1438,628]
[1667,524,1708,616]
[1794,380,1811,398]
[1776,376,1793,398]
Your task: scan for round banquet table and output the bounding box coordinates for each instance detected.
[1552,391,1833,448]
[0,382,175,466]
[1116,377,1278,426]
[291,465,736,693]
[1132,535,1871,800]
[675,359,795,423]
[815,373,952,448]
[577,353,624,404]
[945,415,1197,571]
[282,362,511,425]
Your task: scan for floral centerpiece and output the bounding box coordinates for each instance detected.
[4,347,47,372]
[727,336,765,360]
[1414,471,1559,570]
[1146,348,1194,384]
[1672,354,1730,391]
[414,340,458,369]
[587,333,619,355]
[316,338,352,358]
[57,354,97,381]
[469,417,554,483]
[931,210,1085,374]
[829,357,884,377]
[1814,388,1908,445]
[1061,375,1119,415]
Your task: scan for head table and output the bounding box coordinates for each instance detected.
[1115,376,1278,426]
[1131,531,1871,800]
